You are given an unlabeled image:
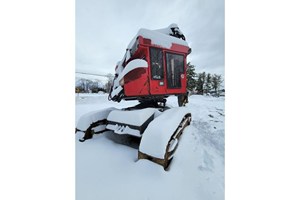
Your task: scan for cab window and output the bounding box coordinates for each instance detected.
[150,48,164,80]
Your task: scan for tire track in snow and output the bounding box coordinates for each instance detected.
[191,120,224,158]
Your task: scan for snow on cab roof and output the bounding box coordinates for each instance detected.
[127,24,189,50]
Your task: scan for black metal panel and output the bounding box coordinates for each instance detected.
[107,113,155,135]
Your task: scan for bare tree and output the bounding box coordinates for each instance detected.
[212,74,223,95]
[104,73,114,93]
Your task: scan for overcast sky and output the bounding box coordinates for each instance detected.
[76,0,224,79]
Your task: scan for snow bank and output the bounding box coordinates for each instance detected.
[76,90,224,200]
[139,107,190,159]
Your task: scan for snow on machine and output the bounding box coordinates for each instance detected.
[76,24,192,170]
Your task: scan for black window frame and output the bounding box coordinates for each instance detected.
[165,52,185,89]
[149,47,164,80]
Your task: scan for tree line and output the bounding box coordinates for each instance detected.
[76,64,224,96]
[76,78,110,93]
[186,62,223,95]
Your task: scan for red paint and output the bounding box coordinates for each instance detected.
[122,35,191,100]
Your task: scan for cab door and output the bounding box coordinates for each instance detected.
[165,52,185,93]
[149,47,166,95]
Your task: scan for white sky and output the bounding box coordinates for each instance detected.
[76,0,224,77]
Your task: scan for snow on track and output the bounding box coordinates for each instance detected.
[76,93,224,200]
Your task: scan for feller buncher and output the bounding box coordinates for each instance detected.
[76,24,192,170]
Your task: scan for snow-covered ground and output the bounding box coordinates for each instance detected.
[76,93,224,200]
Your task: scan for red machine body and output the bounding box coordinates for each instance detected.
[123,36,190,98]
[77,25,193,169]
[109,25,191,104]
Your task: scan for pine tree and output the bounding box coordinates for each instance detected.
[204,73,212,93]
[186,62,197,92]
[196,72,206,94]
